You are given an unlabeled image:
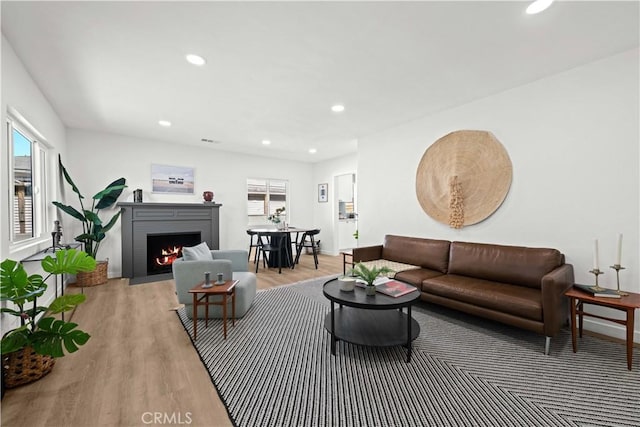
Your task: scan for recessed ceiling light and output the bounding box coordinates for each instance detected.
[526,0,554,14]
[331,104,345,113]
[262,140,271,146]
[186,54,206,66]
[309,148,317,154]
[158,120,172,127]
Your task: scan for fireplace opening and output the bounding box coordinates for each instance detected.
[146,232,201,275]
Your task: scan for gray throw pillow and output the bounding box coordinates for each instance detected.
[182,242,213,261]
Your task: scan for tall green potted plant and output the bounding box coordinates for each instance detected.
[1,249,96,388]
[53,155,127,286]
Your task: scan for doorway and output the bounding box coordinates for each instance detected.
[335,173,357,252]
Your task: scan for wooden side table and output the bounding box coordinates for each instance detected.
[188,280,238,340]
[565,286,640,370]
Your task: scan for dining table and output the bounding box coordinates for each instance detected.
[248,226,311,269]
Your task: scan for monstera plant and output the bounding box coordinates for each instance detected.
[1,249,95,355]
[1,249,96,388]
[53,155,127,259]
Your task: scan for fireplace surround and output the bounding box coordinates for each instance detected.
[119,202,221,284]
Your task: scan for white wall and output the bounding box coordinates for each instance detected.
[1,35,68,328]
[65,129,315,277]
[358,48,640,341]
[312,153,358,255]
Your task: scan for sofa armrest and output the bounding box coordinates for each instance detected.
[212,249,249,272]
[541,263,575,337]
[352,245,383,263]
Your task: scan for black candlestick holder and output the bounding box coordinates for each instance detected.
[609,264,628,296]
[589,268,605,292]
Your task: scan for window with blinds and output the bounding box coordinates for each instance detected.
[247,178,288,224]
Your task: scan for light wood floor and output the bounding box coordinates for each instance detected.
[1,252,343,427]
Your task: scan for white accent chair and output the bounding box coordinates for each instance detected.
[172,249,257,319]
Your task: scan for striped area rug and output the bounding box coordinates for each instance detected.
[177,276,640,427]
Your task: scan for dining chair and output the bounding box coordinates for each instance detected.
[246,229,260,263]
[294,229,320,269]
[255,231,291,274]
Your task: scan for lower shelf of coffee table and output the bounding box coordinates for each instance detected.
[324,307,420,348]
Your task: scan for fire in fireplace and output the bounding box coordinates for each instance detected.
[146,232,201,275]
[155,246,181,267]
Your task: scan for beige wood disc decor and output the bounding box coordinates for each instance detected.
[415,130,512,228]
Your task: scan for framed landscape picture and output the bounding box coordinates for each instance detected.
[318,183,328,203]
[151,164,195,194]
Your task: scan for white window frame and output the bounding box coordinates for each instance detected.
[7,108,51,250]
[247,178,289,224]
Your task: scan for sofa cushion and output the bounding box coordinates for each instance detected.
[182,241,213,261]
[422,274,542,321]
[382,235,450,273]
[395,268,444,288]
[359,259,420,276]
[447,242,563,289]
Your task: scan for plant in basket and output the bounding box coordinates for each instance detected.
[53,155,127,286]
[1,249,96,388]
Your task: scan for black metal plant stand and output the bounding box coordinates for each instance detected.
[21,224,82,321]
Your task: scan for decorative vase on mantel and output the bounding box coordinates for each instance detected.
[365,285,376,296]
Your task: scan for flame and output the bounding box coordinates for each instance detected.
[155,246,181,266]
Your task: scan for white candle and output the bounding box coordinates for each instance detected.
[616,233,623,265]
[593,239,599,270]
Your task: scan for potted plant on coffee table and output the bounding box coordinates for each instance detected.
[1,248,96,389]
[349,263,394,296]
[53,155,127,286]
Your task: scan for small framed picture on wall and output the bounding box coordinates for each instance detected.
[318,183,328,203]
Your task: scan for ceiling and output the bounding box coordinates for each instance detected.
[2,1,638,163]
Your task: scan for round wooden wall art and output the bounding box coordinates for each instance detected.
[415,130,512,228]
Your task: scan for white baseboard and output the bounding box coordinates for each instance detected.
[581,318,639,344]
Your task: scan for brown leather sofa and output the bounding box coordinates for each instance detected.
[352,235,575,354]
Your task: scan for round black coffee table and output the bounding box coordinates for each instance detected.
[322,278,420,362]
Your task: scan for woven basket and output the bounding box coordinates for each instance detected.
[75,260,108,287]
[2,346,55,389]
[415,130,512,227]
